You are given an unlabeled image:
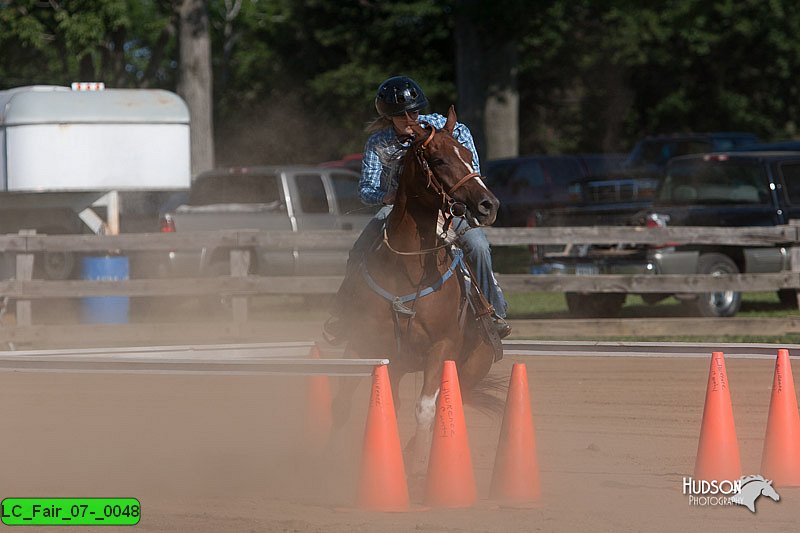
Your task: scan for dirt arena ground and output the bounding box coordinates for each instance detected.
[2,351,799,532]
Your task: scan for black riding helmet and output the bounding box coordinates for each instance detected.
[374,76,428,117]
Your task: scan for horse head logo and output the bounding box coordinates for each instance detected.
[730,475,780,513]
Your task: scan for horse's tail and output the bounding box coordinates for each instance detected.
[462,374,507,416]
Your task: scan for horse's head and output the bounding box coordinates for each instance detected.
[407,106,499,226]
[761,479,780,502]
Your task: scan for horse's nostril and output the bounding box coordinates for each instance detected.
[478,200,494,216]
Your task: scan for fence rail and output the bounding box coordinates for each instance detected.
[2,225,799,251]
[3,226,799,341]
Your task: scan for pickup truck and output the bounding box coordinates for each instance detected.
[157,165,376,277]
[485,153,626,227]
[545,151,800,318]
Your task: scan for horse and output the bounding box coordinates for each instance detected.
[331,106,502,479]
[730,475,780,513]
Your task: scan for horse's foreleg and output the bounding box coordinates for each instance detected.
[331,376,358,429]
[325,346,363,460]
[329,345,364,431]
[408,341,452,479]
[388,362,404,412]
[457,340,494,400]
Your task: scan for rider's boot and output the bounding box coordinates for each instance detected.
[492,315,512,339]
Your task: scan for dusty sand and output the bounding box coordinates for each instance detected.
[1,354,799,532]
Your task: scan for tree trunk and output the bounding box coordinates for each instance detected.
[483,41,518,159]
[454,10,486,163]
[177,0,214,178]
[454,10,519,165]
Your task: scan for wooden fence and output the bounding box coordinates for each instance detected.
[3,226,800,345]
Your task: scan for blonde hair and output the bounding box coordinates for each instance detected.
[365,115,393,133]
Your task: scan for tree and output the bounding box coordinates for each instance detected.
[454,0,525,161]
[0,0,177,89]
[177,0,214,175]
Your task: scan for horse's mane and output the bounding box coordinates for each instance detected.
[740,474,768,485]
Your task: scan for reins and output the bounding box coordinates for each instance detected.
[382,225,453,256]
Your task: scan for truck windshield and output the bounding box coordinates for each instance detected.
[659,159,769,205]
[628,140,712,169]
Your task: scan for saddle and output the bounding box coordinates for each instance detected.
[360,244,503,363]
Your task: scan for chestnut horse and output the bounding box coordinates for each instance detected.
[332,106,501,477]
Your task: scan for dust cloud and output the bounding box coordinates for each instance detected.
[215,95,358,167]
[2,354,799,531]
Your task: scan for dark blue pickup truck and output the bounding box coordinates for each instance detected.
[545,151,800,317]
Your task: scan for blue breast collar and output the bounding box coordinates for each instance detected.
[361,248,464,305]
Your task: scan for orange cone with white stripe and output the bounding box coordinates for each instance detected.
[761,349,800,486]
[356,364,410,511]
[694,351,742,482]
[424,360,477,508]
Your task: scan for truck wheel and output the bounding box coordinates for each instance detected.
[37,251,77,280]
[565,292,626,318]
[693,253,741,317]
[778,289,798,308]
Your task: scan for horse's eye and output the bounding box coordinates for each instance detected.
[429,159,445,167]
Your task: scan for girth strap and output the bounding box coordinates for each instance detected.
[361,248,464,305]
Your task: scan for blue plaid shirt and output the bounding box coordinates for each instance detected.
[359,113,481,206]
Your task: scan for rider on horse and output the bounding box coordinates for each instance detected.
[323,75,511,344]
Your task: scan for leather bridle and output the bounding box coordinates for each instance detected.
[415,124,482,220]
[382,124,484,257]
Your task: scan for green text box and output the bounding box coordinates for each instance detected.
[1,498,140,526]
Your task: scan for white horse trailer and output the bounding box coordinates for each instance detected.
[0,85,191,279]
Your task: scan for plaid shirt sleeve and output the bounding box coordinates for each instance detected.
[422,114,481,174]
[359,131,389,206]
[453,122,481,174]
[359,115,481,206]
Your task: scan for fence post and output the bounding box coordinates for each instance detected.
[790,220,800,310]
[230,249,251,322]
[15,229,36,327]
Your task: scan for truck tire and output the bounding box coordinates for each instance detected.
[692,253,741,317]
[37,251,77,280]
[565,292,626,318]
[778,289,798,308]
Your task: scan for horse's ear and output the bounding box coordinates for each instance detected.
[444,105,457,135]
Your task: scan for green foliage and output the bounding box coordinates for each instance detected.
[2,0,800,160]
[0,0,176,88]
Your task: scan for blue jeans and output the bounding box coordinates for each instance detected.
[332,206,508,318]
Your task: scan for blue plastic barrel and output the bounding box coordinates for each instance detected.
[81,256,130,324]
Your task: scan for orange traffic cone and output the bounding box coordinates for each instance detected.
[761,348,800,486]
[304,344,332,453]
[694,351,742,482]
[489,363,541,504]
[356,364,410,512]
[424,360,477,508]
